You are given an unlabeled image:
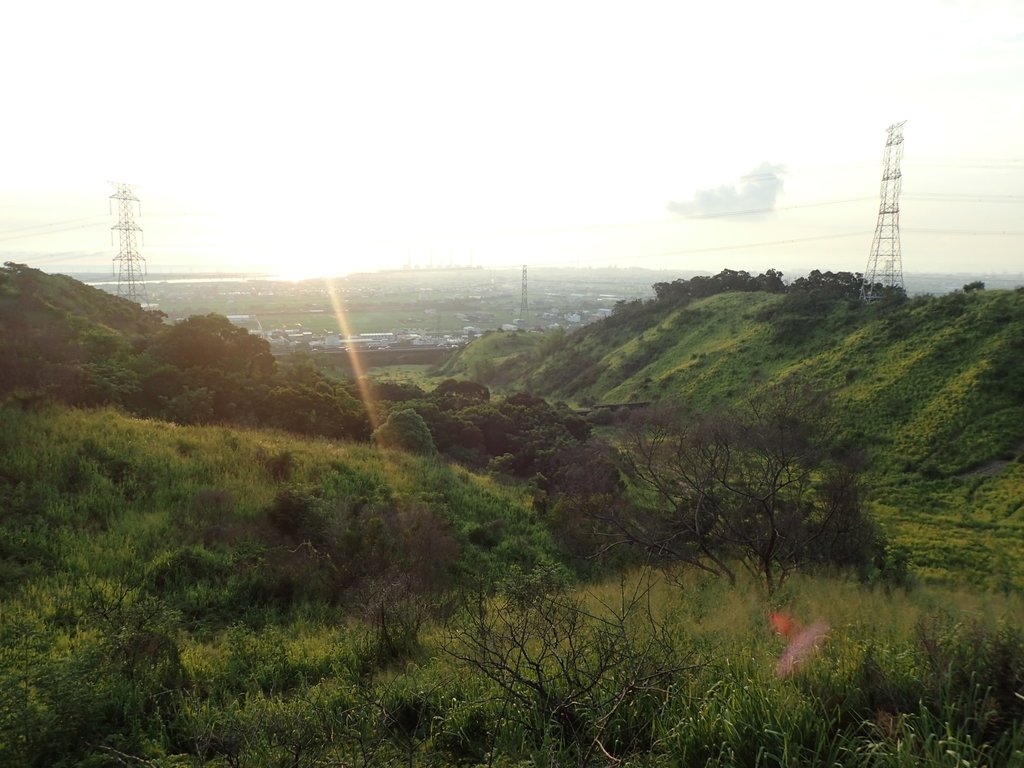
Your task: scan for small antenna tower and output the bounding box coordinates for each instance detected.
[520,264,528,320]
[862,121,906,301]
[109,182,148,304]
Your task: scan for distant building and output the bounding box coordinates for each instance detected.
[225,314,263,333]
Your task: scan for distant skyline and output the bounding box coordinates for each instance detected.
[3,1,1022,279]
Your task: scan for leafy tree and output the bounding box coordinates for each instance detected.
[541,441,633,567]
[758,270,872,344]
[261,382,369,439]
[461,393,591,478]
[787,269,864,300]
[755,268,787,293]
[369,379,426,403]
[433,378,490,404]
[151,313,275,378]
[373,387,590,477]
[652,268,788,303]
[373,408,436,455]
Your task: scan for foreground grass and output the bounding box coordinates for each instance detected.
[1,406,1022,766]
[5,564,1021,766]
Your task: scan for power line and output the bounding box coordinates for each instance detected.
[646,231,868,259]
[488,231,871,270]
[21,218,1019,276]
[520,264,528,318]
[905,227,1024,236]
[677,197,876,220]
[3,251,107,265]
[0,217,108,243]
[910,157,1024,168]
[904,193,1024,202]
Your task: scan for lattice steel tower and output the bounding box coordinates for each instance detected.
[862,121,906,301]
[520,264,528,320]
[109,182,148,304]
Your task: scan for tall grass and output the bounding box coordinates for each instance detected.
[2,407,1022,766]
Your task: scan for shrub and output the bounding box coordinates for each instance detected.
[373,408,436,455]
[264,449,297,482]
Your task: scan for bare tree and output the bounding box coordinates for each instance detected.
[612,380,874,593]
[442,566,691,765]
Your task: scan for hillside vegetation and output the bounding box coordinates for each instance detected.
[2,408,1023,766]
[2,264,1024,765]
[441,272,1024,588]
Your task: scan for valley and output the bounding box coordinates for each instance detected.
[1,261,1022,766]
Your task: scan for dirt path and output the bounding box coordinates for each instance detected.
[960,439,1024,477]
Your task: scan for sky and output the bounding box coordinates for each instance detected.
[2,0,1022,279]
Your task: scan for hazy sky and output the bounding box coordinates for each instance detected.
[3,0,1022,278]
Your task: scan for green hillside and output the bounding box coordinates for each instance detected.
[443,279,1024,587]
[0,405,555,601]
[552,289,1023,471]
[0,405,561,764]
[2,267,1024,765]
[0,261,163,399]
[2,409,1022,766]
[0,262,376,439]
[4,262,1021,588]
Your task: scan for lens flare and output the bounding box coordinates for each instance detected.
[770,612,829,678]
[324,278,380,434]
[769,611,799,639]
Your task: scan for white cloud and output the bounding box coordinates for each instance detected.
[668,163,787,220]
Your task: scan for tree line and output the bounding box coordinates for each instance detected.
[651,267,895,304]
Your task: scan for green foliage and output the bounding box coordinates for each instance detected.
[0,263,372,441]
[150,312,274,376]
[3,447,1024,768]
[448,282,1024,589]
[3,264,1024,765]
[0,262,162,406]
[0,406,568,764]
[371,384,591,481]
[0,405,560,609]
[437,330,544,387]
[373,407,437,455]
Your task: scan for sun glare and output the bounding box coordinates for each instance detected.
[324,278,380,434]
[272,268,343,283]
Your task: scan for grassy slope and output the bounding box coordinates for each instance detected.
[0,264,164,402]
[3,262,1019,588]
[443,290,1024,588]
[0,406,530,764]
[2,274,1023,763]
[435,330,545,389]
[0,406,557,604]
[0,262,160,339]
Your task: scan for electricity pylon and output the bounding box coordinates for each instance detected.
[862,122,906,301]
[520,264,528,320]
[110,182,148,305]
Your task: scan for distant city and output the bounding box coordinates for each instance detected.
[70,266,1024,357]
